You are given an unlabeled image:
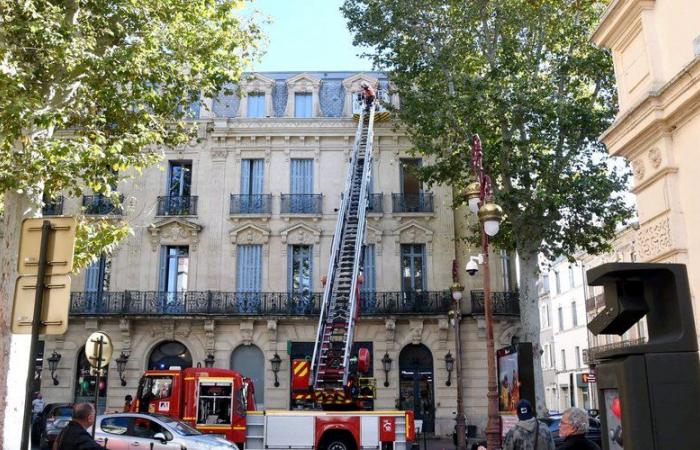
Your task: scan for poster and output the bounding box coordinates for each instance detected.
[604,389,623,449]
[498,348,520,413]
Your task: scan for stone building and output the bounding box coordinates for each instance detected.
[592,0,700,339]
[37,71,521,437]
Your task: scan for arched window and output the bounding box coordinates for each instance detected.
[74,347,108,413]
[230,345,265,408]
[148,341,192,370]
[399,344,435,433]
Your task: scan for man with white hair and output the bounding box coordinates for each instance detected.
[558,407,600,450]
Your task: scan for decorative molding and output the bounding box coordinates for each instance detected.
[384,319,396,348]
[229,223,271,255]
[211,147,228,161]
[280,222,322,246]
[148,218,203,251]
[364,225,384,255]
[284,73,322,117]
[394,220,434,255]
[267,320,278,344]
[174,322,191,340]
[438,318,450,348]
[240,320,254,346]
[204,320,216,354]
[637,215,673,261]
[119,319,131,354]
[631,158,645,181]
[648,147,662,169]
[409,319,424,345]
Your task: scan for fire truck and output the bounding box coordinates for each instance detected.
[133,102,415,449]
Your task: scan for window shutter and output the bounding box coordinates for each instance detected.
[361,245,376,293]
[251,159,264,194]
[158,247,168,292]
[291,159,313,194]
[240,160,251,195]
[237,245,262,292]
[84,259,100,292]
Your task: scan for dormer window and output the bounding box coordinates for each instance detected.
[341,73,380,117]
[247,92,266,118]
[284,73,321,118]
[295,93,313,118]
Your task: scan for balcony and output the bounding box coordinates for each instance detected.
[70,290,452,316]
[587,337,647,364]
[230,194,272,215]
[42,196,64,216]
[280,194,322,215]
[367,193,383,214]
[82,194,123,215]
[157,195,198,216]
[392,193,434,213]
[470,290,520,316]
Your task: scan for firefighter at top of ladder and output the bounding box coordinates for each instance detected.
[360,82,375,112]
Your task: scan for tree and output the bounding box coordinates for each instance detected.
[0,0,261,439]
[342,0,632,413]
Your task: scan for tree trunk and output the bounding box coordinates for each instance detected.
[517,247,546,416]
[1,190,40,447]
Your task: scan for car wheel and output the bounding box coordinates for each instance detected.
[326,440,350,450]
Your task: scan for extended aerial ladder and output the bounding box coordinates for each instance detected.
[308,102,377,406]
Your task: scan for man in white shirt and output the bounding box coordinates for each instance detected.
[32,393,44,420]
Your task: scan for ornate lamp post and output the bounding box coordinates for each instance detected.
[381,352,393,387]
[449,282,467,450]
[47,351,61,386]
[466,134,503,449]
[270,353,282,387]
[204,354,216,368]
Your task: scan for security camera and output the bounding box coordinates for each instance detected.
[465,259,479,276]
[465,255,484,276]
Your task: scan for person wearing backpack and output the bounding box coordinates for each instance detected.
[503,399,555,450]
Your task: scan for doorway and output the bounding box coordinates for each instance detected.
[399,344,435,433]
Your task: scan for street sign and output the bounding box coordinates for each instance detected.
[18,217,77,276]
[85,331,113,369]
[582,372,597,384]
[11,274,71,335]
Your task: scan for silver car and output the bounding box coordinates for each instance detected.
[93,412,238,450]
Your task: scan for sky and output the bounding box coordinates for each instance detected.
[249,0,374,72]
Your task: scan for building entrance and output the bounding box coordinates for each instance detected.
[399,344,434,433]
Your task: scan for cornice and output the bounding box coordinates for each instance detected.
[207,117,401,137]
[591,0,656,48]
[600,56,700,157]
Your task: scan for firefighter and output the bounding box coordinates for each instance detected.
[360,82,375,111]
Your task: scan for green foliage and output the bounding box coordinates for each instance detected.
[342,0,632,260]
[0,0,262,267]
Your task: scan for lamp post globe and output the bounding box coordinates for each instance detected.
[478,202,503,237]
[464,181,482,214]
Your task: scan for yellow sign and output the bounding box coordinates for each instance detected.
[18,217,77,276]
[11,275,71,335]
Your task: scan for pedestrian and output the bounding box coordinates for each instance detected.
[123,394,133,412]
[53,402,104,450]
[360,82,375,111]
[557,407,600,450]
[32,392,45,421]
[503,399,555,450]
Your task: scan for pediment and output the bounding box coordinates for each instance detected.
[229,223,270,245]
[148,218,203,251]
[342,73,379,90]
[241,73,276,91]
[281,222,321,245]
[286,72,321,89]
[364,224,383,245]
[395,220,433,243]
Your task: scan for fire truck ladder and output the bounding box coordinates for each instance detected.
[310,103,377,394]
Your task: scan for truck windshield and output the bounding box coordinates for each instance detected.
[197,381,232,425]
[137,375,174,412]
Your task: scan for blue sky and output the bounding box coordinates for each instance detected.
[250,0,373,72]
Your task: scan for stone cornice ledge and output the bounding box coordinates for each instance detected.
[599,56,700,157]
[591,0,656,48]
[207,117,399,137]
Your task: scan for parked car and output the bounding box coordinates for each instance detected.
[540,414,602,448]
[34,403,73,449]
[93,412,238,450]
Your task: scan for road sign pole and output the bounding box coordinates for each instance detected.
[20,220,52,450]
[92,335,104,438]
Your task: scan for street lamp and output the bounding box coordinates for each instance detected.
[204,354,216,368]
[467,134,503,449]
[444,352,455,387]
[47,351,61,386]
[116,353,129,386]
[381,352,393,387]
[270,353,282,387]
[450,281,467,450]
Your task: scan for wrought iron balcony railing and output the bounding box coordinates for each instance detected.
[42,196,64,216]
[587,337,647,363]
[70,290,452,316]
[157,195,198,216]
[280,194,322,215]
[470,290,520,316]
[230,194,272,215]
[82,194,123,215]
[367,193,384,213]
[392,193,434,213]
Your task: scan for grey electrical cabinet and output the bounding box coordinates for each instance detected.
[587,263,700,450]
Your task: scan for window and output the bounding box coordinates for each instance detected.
[361,245,376,293]
[543,345,551,369]
[241,159,264,195]
[289,159,314,213]
[546,305,551,328]
[558,306,564,331]
[84,254,110,306]
[131,417,171,440]
[159,246,189,292]
[294,92,312,118]
[197,381,233,425]
[400,159,422,195]
[571,301,578,327]
[101,417,129,435]
[236,245,262,293]
[569,265,575,288]
[561,349,566,370]
[554,271,561,294]
[550,345,556,367]
[575,346,581,368]
[168,161,192,197]
[401,244,426,292]
[288,245,313,308]
[247,92,266,118]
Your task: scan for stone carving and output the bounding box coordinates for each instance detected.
[438,318,450,348]
[648,147,662,169]
[204,320,216,354]
[409,319,424,345]
[636,216,673,260]
[631,158,645,181]
[175,322,191,340]
[148,218,203,251]
[267,320,278,344]
[281,222,321,246]
[385,319,396,347]
[240,321,254,346]
[119,319,131,353]
[211,147,228,161]
[229,223,270,255]
[394,221,434,255]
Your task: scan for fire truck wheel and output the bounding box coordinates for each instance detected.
[321,434,356,450]
[326,440,351,450]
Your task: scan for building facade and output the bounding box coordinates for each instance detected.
[37,71,521,437]
[592,0,700,340]
[537,274,558,413]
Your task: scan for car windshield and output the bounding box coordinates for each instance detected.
[152,414,201,436]
[54,407,73,417]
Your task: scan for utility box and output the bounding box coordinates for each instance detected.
[587,263,700,450]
